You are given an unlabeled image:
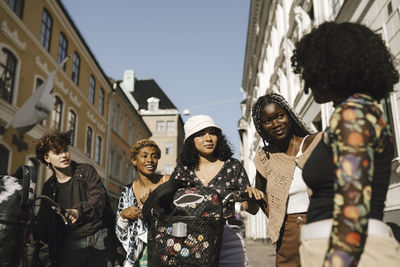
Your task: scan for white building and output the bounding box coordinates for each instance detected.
[240,0,400,239]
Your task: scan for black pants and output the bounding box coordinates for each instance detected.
[59,228,110,267]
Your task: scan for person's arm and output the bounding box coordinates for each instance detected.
[255,171,269,217]
[72,164,107,221]
[323,104,385,266]
[233,162,263,215]
[115,189,132,253]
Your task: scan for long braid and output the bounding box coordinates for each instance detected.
[251,93,312,156]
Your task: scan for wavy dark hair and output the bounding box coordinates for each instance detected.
[252,93,311,152]
[36,130,71,164]
[177,128,233,169]
[291,22,399,100]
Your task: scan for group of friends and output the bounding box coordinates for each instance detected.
[33,21,400,267]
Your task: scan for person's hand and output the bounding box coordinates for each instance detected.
[120,206,142,220]
[65,209,79,224]
[245,187,264,200]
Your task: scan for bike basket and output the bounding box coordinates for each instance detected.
[145,183,224,266]
[147,215,223,267]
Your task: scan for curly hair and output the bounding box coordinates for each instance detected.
[130,139,161,161]
[291,22,399,100]
[177,129,233,169]
[36,130,71,164]
[252,93,311,152]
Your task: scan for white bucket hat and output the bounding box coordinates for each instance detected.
[184,115,221,141]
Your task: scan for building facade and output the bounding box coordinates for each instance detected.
[120,71,184,175]
[0,0,150,201]
[106,79,151,207]
[240,0,400,239]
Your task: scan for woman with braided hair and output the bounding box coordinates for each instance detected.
[251,93,321,267]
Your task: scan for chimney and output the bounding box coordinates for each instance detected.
[121,70,135,92]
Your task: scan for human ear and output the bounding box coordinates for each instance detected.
[44,154,50,163]
[131,158,137,167]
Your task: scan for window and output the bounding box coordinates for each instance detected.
[40,9,52,51]
[71,52,80,85]
[118,111,124,136]
[86,126,93,158]
[8,0,24,19]
[95,136,102,164]
[99,88,104,114]
[128,123,133,146]
[156,121,164,132]
[388,1,393,16]
[167,121,175,132]
[111,104,117,131]
[51,96,63,130]
[57,32,68,70]
[35,78,44,90]
[67,110,76,146]
[0,144,10,175]
[0,48,17,103]
[89,75,95,104]
[165,142,173,155]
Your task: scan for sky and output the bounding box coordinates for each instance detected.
[61,0,251,158]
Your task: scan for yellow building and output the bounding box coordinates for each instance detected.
[1,0,112,195]
[107,79,151,207]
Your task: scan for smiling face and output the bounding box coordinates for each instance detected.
[132,146,159,177]
[193,127,219,157]
[44,148,71,169]
[260,102,292,142]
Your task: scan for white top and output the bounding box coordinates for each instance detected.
[287,135,310,214]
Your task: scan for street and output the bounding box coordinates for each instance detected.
[245,238,276,267]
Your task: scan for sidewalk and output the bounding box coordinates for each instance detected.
[245,238,276,267]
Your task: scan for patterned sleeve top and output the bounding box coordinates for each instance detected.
[323,93,394,266]
[115,185,147,267]
[170,158,250,218]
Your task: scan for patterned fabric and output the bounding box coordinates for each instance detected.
[253,133,321,243]
[170,158,250,218]
[116,185,147,267]
[323,93,393,266]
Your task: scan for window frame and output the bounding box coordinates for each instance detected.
[67,109,77,146]
[99,88,104,114]
[8,0,24,19]
[51,96,63,131]
[89,75,95,104]
[86,126,93,158]
[57,32,68,70]
[71,52,80,85]
[40,8,53,51]
[95,135,102,164]
[0,48,17,104]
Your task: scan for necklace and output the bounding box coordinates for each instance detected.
[202,177,206,182]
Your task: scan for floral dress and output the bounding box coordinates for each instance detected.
[323,93,393,266]
[116,185,147,267]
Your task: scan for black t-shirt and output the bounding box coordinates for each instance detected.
[56,176,102,240]
[303,136,393,224]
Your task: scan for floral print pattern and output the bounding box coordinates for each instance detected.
[170,158,250,218]
[323,93,393,266]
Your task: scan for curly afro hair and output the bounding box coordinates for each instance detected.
[36,130,71,164]
[291,22,399,100]
[177,129,233,169]
[130,139,161,161]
